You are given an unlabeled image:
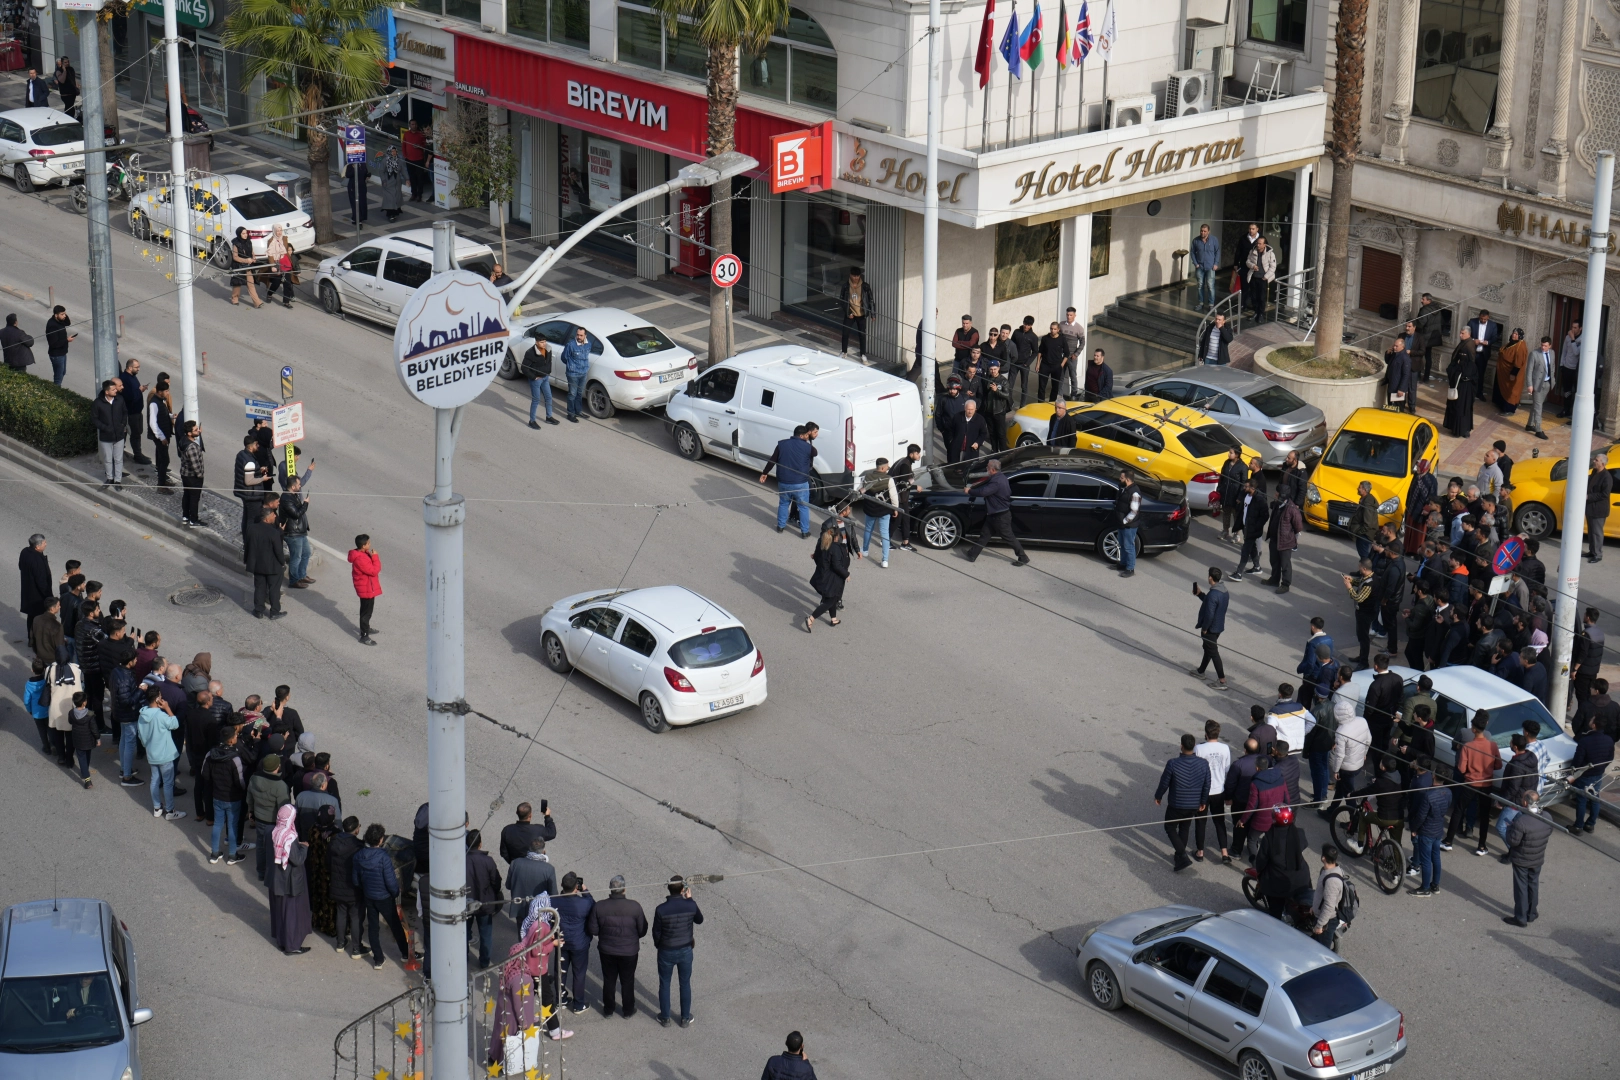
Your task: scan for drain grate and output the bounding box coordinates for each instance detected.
[169,584,227,608]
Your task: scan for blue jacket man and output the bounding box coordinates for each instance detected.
[352,826,413,967]
[652,878,705,1025]
[1193,570,1229,687]
[1155,734,1211,869]
[560,327,593,421]
[1407,763,1452,895]
[761,428,818,536]
[1190,225,1221,308]
[552,875,595,1012]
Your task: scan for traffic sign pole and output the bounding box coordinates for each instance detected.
[711,255,741,362]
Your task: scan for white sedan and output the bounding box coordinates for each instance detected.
[502,307,697,417]
[129,173,314,267]
[0,108,84,192]
[539,586,766,732]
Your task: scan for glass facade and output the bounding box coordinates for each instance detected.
[509,0,590,48]
[1411,0,1501,133]
[560,126,642,260]
[1090,210,1112,279]
[783,189,866,326]
[1248,0,1308,49]
[416,0,482,23]
[618,4,837,112]
[993,221,1062,303]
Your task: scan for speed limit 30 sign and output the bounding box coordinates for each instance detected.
[711,253,743,289]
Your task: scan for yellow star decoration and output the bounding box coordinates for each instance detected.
[485,1063,502,1078]
[394,1021,412,1040]
[525,1069,541,1080]
[484,999,495,1015]
[539,1004,554,1020]
[523,1023,540,1039]
[372,1070,390,1080]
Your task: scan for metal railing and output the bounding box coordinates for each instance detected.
[470,908,566,1079]
[333,986,430,1080]
[1191,265,1317,364]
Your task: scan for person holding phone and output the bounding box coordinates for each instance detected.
[1192,567,1230,691]
[498,800,557,865]
[348,535,382,645]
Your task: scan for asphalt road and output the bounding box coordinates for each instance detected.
[1,180,1618,1080]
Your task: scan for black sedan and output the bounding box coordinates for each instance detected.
[906,448,1191,562]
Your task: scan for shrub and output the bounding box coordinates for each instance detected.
[0,368,98,457]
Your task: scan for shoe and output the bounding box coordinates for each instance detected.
[334,942,347,952]
[679,1017,693,1029]
[1406,867,1419,877]
[1535,430,1549,440]
[209,852,223,864]
[1263,578,1279,587]
[1439,841,1453,851]
[657,1016,670,1028]
[241,842,256,851]
[153,808,163,818]
[81,777,92,789]
[1502,916,1528,927]
[569,1004,588,1014]
[268,611,288,620]
[545,417,559,426]
[1247,565,1261,574]
[165,810,187,821]
[776,526,785,534]
[173,786,186,796]
[1585,824,1596,833]
[529,420,542,429]
[965,554,979,563]
[549,1028,574,1040]
[567,415,579,423]
[289,582,308,589]
[133,455,152,465]
[351,950,370,960]
[800,532,811,539]
[373,960,386,970]
[121,775,142,787]
[113,483,123,491]
[1172,854,1192,872]
[1212,680,1230,692]
[1229,573,1244,582]
[1013,556,1030,566]
[1474,847,1487,856]
[254,612,266,620]
[1193,851,1205,862]
[1411,888,1433,898]
[360,635,376,646]
[881,559,889,568]
[299,577,315,585]
[601,1005,615,1018]
[1276,586,1290,594]
[287,946,312,955]
[1189,668,1206,678]
[227,854,246,865]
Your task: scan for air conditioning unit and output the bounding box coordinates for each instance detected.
[1417,24,1445,65]
[1184,19,1232,78]
[1165,69,1216,117]
[1108,95,1157,129]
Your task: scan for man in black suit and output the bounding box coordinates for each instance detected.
[1384,334,1414,413]
[243,509,287,620]
[23,69,51,109]
[1469,309,1502,389]
[18,533,52,637]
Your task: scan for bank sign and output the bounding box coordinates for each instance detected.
[132,0,213,29]
[394,271,510,409]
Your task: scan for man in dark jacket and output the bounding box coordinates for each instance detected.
[41,307,72,385]
[652,875,704,1027]
[1231,480,1268,581]
[353,822,412,968]
[92,380,129,487]
[760,427,817,537]
[18,534,51,637]
[949,399,989,465]
[1585,455,1612,562]
[1225,737,1263,854]
[762,1031,818,1080]
[1383,335,1414,412]
[504,837,558,920]
[185,691,220,825]
[1,312,35,370]
[553,873,595,1012]
[464,829,504,968]
[117,358,148,464]
[981,360,1011,452]
[586,874,648,1017]
[1252,805,1312,917]
[109,649,143,787]
[233,434,272,539]
[1503,790,1553,925]
[279,479,313,588]
[520,337,556,427]
[243,509,287,619]
[1407,758,1452,897]
[1009,317,1039,406]
[1155,734,1212,871]
[1045,400,1078,449]
[1084,348,1115,401]
[838,268,874,358]
[1363,657,1404,766]
[202,723,247,861]
[246,754,292,882]
[1197,314,1233,366]
[329,817,367,957]
[1192,568,1229,690]
[1270,497,1304,594]
[961,459,1029,566]
[498,802,558,865]
[1569,715,1614,834]
[1410,293,1445,381]
[1372,536,1407,652]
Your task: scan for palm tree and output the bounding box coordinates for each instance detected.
[1312,0,1370,357]
[651,0,790,362]
[224,0,386,244]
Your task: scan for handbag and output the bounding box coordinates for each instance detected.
[1230,270,1242,294]
[278,254,293,273]
[1446,378,1459,401]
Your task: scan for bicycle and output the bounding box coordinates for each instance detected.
[1328,796,1405,895]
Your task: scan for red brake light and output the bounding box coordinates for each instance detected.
[1308,1041,1336,1069]
[700,626,717,633]
[27,148,54,158]
[687,357,698,369]
[1191,471,1220,484]
[751,649,765,677]
[1263,429,1299,441]
[845,416,855,472]
[839,209,851,225]
[614,368,652,380]
[1397,1013,1404,1042]
[1168,504,1188,522]
[662,667,695,693]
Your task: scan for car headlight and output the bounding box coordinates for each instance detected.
[1306,482,1322,504]
[121,1069,134,1080]
[1378,496,1400,515]
[1078,927,1096,952]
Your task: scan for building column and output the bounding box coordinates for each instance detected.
[748,178,781,321]
[1540,0,1581,197]
[1397,219,1420,319]
[865,203,905,366]
[1057,212,1094,329]
[1484,0,1523,180]
[1381,0,1422,164]
[534,120,559,246]
[634,146,666,280]
[1288,164,1313,309]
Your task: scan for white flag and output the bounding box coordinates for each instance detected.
[1095,0,1118,63]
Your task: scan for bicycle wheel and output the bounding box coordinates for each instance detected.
[1329,806,1367,858]
[1372,837,1404,895]
[1241,873,1264,910]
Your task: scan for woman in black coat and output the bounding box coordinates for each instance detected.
[804,521,852,631]
[1443,334,1476,437]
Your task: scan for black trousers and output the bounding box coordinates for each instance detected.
[189,750,212,820]
[334,900,365,952]
[84,672,105,726]
[1354,609,1374,664]
[125,413,144,458]
[1244,277,1268,319]
[841,316,867,355]
[240,497,262,538]
[599,951,638,1015]
[153,438,170,482]
[965,510,1027,561]
[253,573,282,615]
[405,160,429,199]
[1198,793,1230,853]
[1560,368,1578,415]
[1274,548,1294,588]
[182,475,203,522]
[1164,805,1200,859]
[1197,631,1225,680]
[365,897,411,961]
[1416,345,1435,381]
[1512,864,1540,923]
[1010,364,1031,406]
[359,596,375,637]
[1038,364,1063,402]
[1235,535,1260,572]
[1404,637,1428,671]
[1382,602,1401,652]
[563,943,591,1006]
[809,592,842,620]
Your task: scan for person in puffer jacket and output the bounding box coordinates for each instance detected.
[1242,757,1287,864]
[1406,757,1452,897]
[108,651,142,787]
[352,822,412,968]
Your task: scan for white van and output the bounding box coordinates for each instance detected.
[665,346,925,505]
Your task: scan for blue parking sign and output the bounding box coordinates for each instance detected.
[344,125,367,165]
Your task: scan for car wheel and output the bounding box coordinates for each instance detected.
[1096,528,1141,564]
[129,206,150,240]
[808,473,828,507]
[585,381,616,418]
[1085,961,1124,1011]
[1238,1051,1276,1080]
[208,239,233,270]
[15,165,35,194]
[498,348,522,380]
[70,185,88,213]
[672,421,704,461]
[540,631,571,674]
[1016,433,1041,447]
[1514,501,1555,541]
[639,692,671,734]
[319,281,343,317]
[920,509,961,549]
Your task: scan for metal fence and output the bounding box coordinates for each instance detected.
[1192,265,1317,363]
[470,908,567,1080]
[333,986,430,1080]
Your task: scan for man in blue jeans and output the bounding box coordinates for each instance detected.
[760,425,817,537]
[1569,713,1615,834]
[652,875,703,1028]
[204,724,248,865]
[521,337,559,428]
[1191,223,1220,310]
[1406,756,1452,897]
[1113,470,1141,577]
[561,326,592,422]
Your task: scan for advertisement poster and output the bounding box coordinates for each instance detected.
[587,137,619,211]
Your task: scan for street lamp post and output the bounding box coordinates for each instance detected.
[163,0,201,429]
[78,10,120,390]
[919,0,940,463]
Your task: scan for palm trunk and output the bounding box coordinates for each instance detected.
[1313,0,1370,356]
[304,83,335,244]
[706,41,739,365]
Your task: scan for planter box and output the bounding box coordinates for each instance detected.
[1252,343,1384,432]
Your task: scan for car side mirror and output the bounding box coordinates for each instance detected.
[131,1007,154,1026]
[684,382,696,397]
[340,260,351,270]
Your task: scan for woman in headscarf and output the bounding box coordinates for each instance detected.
[488,894,568,1069]
[267,803,312,955]
[305,805,338,938]
[181,652,211,703]
[1403,458,1436,555]
[1494,328,1528,414]
[262,223,294,308]
[229,226,262,308]
[379,145,405,223]
[1444,332,1476,437]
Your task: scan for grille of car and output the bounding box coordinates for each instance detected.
[1326,501,1360,529]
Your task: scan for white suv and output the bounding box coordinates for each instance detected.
[314,229,497,328]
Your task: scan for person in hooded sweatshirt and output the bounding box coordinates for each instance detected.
[67,691,99,788]
[1326,697,1371,813]
[1242,755,1288,864]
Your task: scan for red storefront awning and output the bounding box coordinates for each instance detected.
[450,34,805,175]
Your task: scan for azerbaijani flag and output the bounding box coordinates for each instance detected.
[974,0,997,89]
[1056,1,1072,68]
[1074,0,1094,65]
[1000,5,1023,79]
[1021,1,1045,70]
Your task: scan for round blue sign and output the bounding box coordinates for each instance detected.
[1493,536,1525,576]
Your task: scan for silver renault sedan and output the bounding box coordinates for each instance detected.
[1076,906,1405,1080]
[1118,366,1328,467]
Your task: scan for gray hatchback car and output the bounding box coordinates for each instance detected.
[1118,367,1328,467]
[0,898,151,1080]
[1076,906,1404,1080]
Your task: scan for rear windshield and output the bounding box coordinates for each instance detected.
[609,327,677,356]
[1283,963,1379,1026]
[458,254,496,280]
[1245,384,1310,418]
[0,972,124,1051]
[1177,424,1240,458]
[1322,431,1407,478]
[30,122,82,147]
[668,626,753,669]
[230,190,297,220]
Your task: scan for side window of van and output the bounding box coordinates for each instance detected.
[760,388,775,408]
[694,368,738,402]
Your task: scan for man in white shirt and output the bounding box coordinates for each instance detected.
[1267,692,1313,754]
[1194,719,1233,862]
[1526,335,1556,439]
[1471,309,1500,388]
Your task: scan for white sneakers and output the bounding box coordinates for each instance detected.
[549,1028,574,1040]
[881,559,889,568]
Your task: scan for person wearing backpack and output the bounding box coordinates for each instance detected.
[1311,844,1355,949]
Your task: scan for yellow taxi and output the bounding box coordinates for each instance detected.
[1005,394,1253,508]
[1304,407,1440,533]
[1501,443,1620,540]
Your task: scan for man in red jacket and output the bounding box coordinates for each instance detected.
[348,534,382,646]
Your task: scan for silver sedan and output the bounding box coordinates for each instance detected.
[1076,906,1405,1080]
[1118,366,1328,467]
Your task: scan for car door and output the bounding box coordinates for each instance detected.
[1128,938,1213,1034]
[687,367,742,459]
[378,247,433,318]
[1186,956,1268,1054]
[1046,473,1113,543]
[1003,472,1051,539]
[1607,467,1620,537]
[0,118,24,174]
[532,320,574,388]
[565,606,623,683]
[610,618,660,697]
[1146,380,1193,406]
[335,245,384,317]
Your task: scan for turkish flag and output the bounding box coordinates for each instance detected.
[974,0,997,89]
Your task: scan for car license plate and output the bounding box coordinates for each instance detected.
[709,694,744,712]
[1335,514,1351,527]
[658,371,683,383]
[1354,1064,1391,1080]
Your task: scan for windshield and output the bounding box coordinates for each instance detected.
[1177,424,1240,458]
[1131,913,1213,945]
[1322,430,1408,478]
[1245,384,1310,418]
[229,189,297,220]
[458,254,497,280]
[30,123,83,147]
[0,972,123,1053]
[1468,697,1561,748]
[1283,963,1379,1026]
[668,626,753,669]
[608,327,677,357]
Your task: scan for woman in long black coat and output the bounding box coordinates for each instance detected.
[804,521,851,631]
[1443,333,1476,438]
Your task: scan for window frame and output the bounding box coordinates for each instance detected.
[1246,0,1310,52]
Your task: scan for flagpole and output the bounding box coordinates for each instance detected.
[1005,74,1016,147]
[1055,64,1064,141]
[1077,62,1086,133]
[1101,60,1109,124]
[1028,68,1038,145]
[982,79,992,151]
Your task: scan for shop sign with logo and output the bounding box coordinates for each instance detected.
[769,122,835,194]
[587,137,620,211]
[394,271,510,409]
[132,0,213,29]
[394,21,456,81]
[1497,201,1619,254]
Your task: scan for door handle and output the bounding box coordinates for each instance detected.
[1090,442,1102,449]
[725,409,736,414]
[1174,992,1186,1000]
[1234,1022,1247,1030]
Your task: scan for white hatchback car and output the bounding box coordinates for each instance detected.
[539,586,766,732]
[314,229,497,329]
[503,308,697,417]
[129,173,314,265]
[0,108,84,192]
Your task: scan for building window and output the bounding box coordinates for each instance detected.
[1411,0,1501,133]
[417,0,482,24]
[1090,210,1112,279]
[993,221,1062,303]
[744,8,838,113]
[1358,247,1402,316]
[618,4,708,80]
[783,189,865,326]
[1248,0,1308,50]
[509,0,590,50]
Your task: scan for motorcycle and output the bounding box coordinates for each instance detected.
[1242,866,1344,950]
[70,149,139,213]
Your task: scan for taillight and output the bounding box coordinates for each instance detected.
[845,416,855,472]
[687,357,698,369]
[27,148,54,158]
[1191,471,1220,484]
[839,209,851,225]
[247,228,270,238]
[1308,1041,1335,1069]
[614,368,652,380]
[662,667,695,693]
[1397,1013,1404,1042]
[751,649,765,677]
[1168,504,1188,522]
[1263,429,1299,441]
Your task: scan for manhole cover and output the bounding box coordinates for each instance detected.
[170,584,227,608]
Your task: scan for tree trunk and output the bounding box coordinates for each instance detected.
[305,84,335,244]
[1313,0,1370,355]
[706,41,739,365]
[98,17,117,141]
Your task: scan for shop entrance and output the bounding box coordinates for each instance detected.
[1549,292,1611,412]
[1219,174,1298,275]
[783,189,867,329]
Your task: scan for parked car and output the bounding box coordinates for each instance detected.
[0,897,152,1079]
[503,307,697,416]
[665,346,925,506]
[0,107,84,192]
[1305,408,1440,534]
[314,229,497,328]
[910,446,1190,561]
[538,586,766,733]
[1504,441,1620,541]
[1117,367,1328,467]
[1344,664,1581,803]
[1077,906,1405,1080]
[129,173,315,267]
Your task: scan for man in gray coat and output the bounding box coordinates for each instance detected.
[1504,790,1553,926]
[1525,335,1557,440]
[504,837,558,921]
